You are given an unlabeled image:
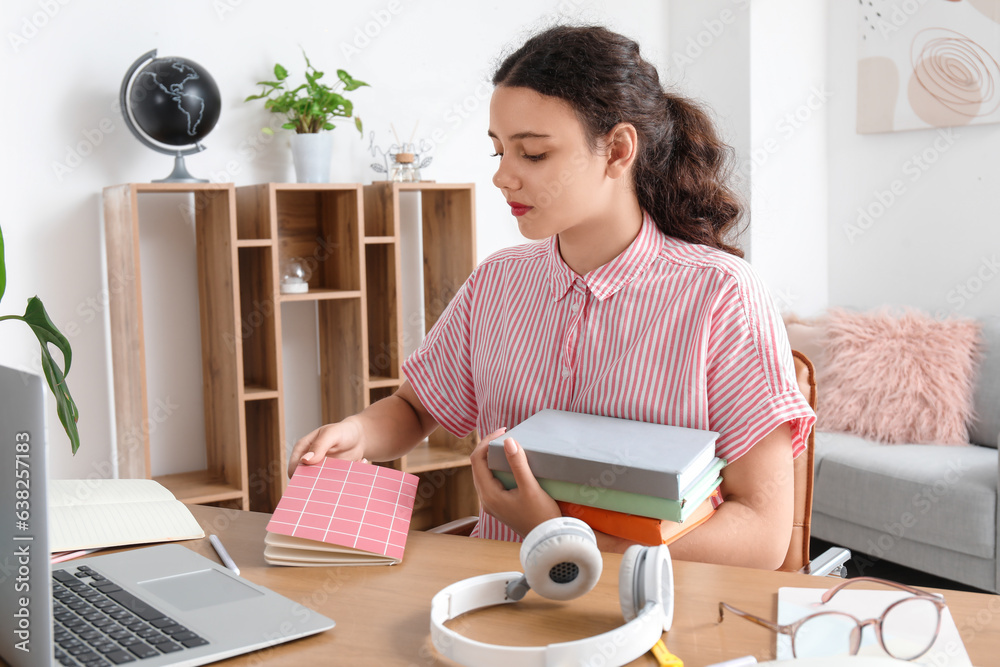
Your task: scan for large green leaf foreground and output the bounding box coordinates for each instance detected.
[0,223,80,454]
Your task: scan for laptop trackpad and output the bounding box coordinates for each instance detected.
[140,569,264,611]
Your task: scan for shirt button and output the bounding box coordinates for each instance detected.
[570,303,580,313]
[561,369,570,379]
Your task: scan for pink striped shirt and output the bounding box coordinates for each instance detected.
[401,213,815,542]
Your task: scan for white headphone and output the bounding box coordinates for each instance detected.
[430,517,673,667]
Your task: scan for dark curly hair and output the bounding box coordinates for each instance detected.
[493,25,745,257]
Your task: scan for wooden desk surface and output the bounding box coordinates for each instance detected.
[185,506,998,666]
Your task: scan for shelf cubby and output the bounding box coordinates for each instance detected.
[362,182,479,526]
[103,183,249,509]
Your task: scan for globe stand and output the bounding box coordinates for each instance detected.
[120,49,220,184]
[154,152,208,183]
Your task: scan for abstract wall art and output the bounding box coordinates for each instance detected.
[857,0,1000,133]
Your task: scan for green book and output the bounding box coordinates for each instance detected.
[493,457,725,523]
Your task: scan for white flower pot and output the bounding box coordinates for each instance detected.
[291,133,333,183]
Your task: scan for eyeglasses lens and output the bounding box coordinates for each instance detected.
[881,596,940,660]
[793,612,859,658]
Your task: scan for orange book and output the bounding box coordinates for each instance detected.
[558,489,723,546]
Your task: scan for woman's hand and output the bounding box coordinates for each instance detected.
[287,418,366,478]
[470,429,561,538]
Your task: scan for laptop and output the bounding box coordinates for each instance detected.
[0,364,335,666]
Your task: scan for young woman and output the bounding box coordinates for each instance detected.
[288,25,815,570]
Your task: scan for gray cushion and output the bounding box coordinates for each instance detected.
[970,316,1000,448]
[813,431,997,559]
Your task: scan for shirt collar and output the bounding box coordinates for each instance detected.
[548,212,661,302]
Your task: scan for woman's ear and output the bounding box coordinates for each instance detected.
[605,122,638,179]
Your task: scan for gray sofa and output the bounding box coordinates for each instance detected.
[809,316,999,593]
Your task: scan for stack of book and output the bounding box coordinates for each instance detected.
[488,410,726,546]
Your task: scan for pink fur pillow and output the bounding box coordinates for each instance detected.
[815,308,981,445]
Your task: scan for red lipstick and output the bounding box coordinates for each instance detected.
[508,201,533,217]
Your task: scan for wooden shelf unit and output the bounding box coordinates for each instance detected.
[103,183,249,509]
[104,181,479,526]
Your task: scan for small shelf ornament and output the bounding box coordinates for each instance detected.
[280,258,310,294]
[368,123,433,181]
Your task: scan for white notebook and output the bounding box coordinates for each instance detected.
[47,479,205,552]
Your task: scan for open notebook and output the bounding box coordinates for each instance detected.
[265,458,419,566]
[48,479,204,553]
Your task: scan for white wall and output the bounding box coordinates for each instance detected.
[666,0,829,316]
[826,1,1000,318]
[748,1,829,317]
[0,0,670,479]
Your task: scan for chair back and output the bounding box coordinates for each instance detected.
[778,350,817,572]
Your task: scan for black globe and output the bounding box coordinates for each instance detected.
[128,57,221,147]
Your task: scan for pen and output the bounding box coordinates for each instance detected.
[209,534,240,576]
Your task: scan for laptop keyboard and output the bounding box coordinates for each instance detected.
[51,564,209,665]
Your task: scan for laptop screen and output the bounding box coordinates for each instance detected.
[0,364,54,667]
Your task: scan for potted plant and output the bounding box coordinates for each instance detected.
[246,49,369,183]
[0,221,80,453]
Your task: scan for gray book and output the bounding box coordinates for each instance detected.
[488,409,721,501]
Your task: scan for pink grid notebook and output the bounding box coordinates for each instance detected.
[266,458,419,564]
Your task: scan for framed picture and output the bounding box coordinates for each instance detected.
[857,0,1000,133]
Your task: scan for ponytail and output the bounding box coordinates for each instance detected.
[494,26,745,257]
[638,93,744,257]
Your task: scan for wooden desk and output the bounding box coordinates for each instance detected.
[185,506,998,666]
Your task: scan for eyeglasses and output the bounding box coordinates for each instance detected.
[718,577,947,660]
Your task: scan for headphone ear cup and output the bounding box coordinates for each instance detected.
[520,518,602,601]
[618,545,643,622]
[619,544,673,631]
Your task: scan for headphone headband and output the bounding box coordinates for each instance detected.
[430,571,666,667]
[429,518,673,667]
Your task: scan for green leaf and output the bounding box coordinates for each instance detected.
[22,296,72,375]
[0,222,6,303]
[274,64,288,81]
[261,127,274,135]
[281,122,297,130]
[338,69,369,91]
[355,116,363,134]
[21,297,80,455]
[323,122,334,130]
